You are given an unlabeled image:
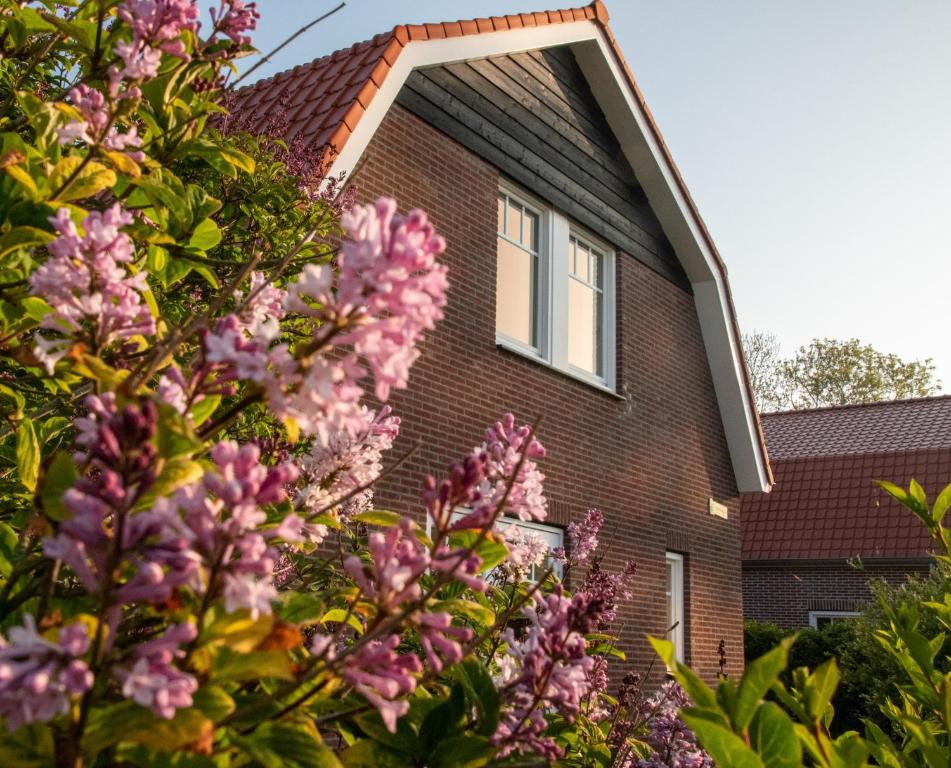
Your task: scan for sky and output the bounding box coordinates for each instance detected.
[215,0,951,385]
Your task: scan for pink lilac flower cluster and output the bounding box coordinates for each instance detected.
[209,0,259,46]
[312,633,421,734]
[493,588,603,760]
[43,396,162,601]
[57,85,144,158]
[115,623,198,719]
[296,406,400,521]
[204,199,446,447]
[634,681,712,768]
[0,616,93,730]
[344,518,475,670]
[172,441,300,619]
[496,523,550,582]
[580,559,638,630]
[29,206,155,373]
[450,414,548,530]
[565,508,603,566]
[116,0,200,81]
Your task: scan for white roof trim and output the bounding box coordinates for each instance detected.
[325,21,770,493]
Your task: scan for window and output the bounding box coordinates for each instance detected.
[808,611,859,629]
[568,234,605,377]
[666,552,685,663]
[496,192,544,352]
[495,184,615,390]
[428,511,564,583]
[497,517,564,582]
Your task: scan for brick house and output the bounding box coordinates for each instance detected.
[741,398,948,630]
[234,2,772,680]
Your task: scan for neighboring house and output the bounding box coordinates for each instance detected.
[234,1,771,680]
[742,398,948,630]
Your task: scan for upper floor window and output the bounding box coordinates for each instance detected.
[496,192,542,351]
[666,551,685,663]
[495,184,615,391]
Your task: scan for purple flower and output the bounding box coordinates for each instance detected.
[209,0,259,46]
[567,509,603,566]
[114,623,197,719]
[0,616,93,730]
[296,406,400,519]
[635,682,713,768]
[312,633,421,733]
[344,518,429,611]
[29,206,155,373]
[493,588,603,759]
[414,612,472,673]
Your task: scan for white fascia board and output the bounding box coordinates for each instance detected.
[325,21,770,493]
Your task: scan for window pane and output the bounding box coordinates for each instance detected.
[497,195,505,235]
[496,239,535,346]
[575,241,590,282]
[568,279,601,375]
[506,200,522,242]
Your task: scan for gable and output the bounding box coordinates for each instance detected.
[396,47,687,287]
[231,3,772,492]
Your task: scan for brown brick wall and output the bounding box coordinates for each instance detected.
[743,561,930,629]
[349,103,745,681]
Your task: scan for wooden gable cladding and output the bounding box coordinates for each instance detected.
[395,46,688,288]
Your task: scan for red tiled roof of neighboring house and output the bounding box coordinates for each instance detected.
[231,1,774,490]
[742,399,951,562]
[741,449,943,561]
[762,396,951,461]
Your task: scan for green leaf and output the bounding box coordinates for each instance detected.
[419,684,466,757]
[732,636,795,730]
[0,227,54,258]
[682,712,765,768]
[0,723,55,767]
[0,522,18,578]
[748,702,801,768]
[454,658,500,737]
[15,418,40,492]
[649,636,718,709]
[932,483,951,525]
[39,452,78,521]
[211,648,293,682]
[49,156,117,202]
[236,722,341,768]
[188,218,221,250]
[340,740,406,767]
[192,685,235,722]
[83,701,210,753]
[801,659,840,723]
[354,711,419,757]
[428,734,494,768]
[351,510,402,527]
[187,395,220,426]
[321,608,364,634]
[277,592,325,626]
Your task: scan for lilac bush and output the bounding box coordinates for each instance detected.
[0,2,711,765]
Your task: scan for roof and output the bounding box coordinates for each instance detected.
[742,399,951,562]
[763,396,951,460]
[230,6,606,153]
[742,448,942,561]
[232,2,773,493]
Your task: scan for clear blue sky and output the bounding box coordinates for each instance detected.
[213,0,951,385]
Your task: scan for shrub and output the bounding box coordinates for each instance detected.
[743,619,789,663]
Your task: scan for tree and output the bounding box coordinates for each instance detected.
[781,337,939,409]
[742,333,941,412]
[742,330,786,412]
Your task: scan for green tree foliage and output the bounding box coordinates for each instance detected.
[742,333,940,412]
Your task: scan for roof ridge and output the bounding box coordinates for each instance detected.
[762,393,951,419]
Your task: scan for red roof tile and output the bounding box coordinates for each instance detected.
[762,396,951,460]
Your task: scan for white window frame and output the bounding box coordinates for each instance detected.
[495,182,616,393]
[808,611,860,629]
[666,552,685,663]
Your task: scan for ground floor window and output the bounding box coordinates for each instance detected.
[809,611,860,629]
[666,552,685,662]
